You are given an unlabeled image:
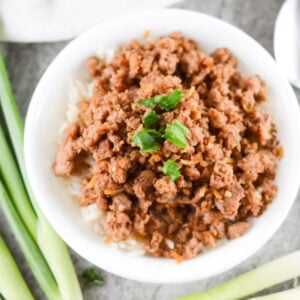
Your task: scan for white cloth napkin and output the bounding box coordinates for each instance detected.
[0,0,179,42]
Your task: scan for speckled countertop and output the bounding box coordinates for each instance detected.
[1,0,300,299]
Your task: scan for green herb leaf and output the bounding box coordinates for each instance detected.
[136,96,158,109]
[136,89,183,111]
[82,267,104,290]
[164,120,190,148]
[158,126,165,135]
[142,111,161,127]
[131,128,163,152]
[163,159,181,181]
[157,89,183,111]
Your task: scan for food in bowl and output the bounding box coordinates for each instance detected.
[53,32,282,261]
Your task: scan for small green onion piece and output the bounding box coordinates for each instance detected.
[164,120,190,149]
[175,250,300,300]
[135,96,159,109]
[158,126,165,135]
[250,286,300,300]
[142,111,161,127]
[136,89,183,111]
[82,267,104,290]
[162,159,181,181]
[131,128,163,152]
[0,234,34,300]
[157,89,183,111]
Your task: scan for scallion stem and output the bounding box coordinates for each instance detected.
[176,251,300,300]
[0,51,82,299]
[0,234,34,300]
[0,125,37,239]
[0,179,60,299]
[0,52,26,181]
[250,286,300,300]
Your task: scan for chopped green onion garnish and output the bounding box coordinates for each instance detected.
[136,96,158,109]
[82,267,104,290]
[158,89,183,111]
[158,127,165,135]
[142,111,161,128]
[164,120,190,148]
[136,89,183,111]
[131,128,163,152]
[163,159,181,181]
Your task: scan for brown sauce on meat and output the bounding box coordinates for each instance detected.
[53,32,282,260]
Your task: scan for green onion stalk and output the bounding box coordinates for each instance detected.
[0,234,34,300]
[0,179,58,299]
[0,51,82,299]
[250,286,300,300]
[176,251,300,300]
[0,125,37,238]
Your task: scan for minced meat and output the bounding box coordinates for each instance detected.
[53,32,282,261]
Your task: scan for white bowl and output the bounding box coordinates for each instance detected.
[24,9,300,283]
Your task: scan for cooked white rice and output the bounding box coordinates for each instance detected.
[57,48,147,256]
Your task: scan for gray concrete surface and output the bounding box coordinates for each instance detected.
[1,0,300,299]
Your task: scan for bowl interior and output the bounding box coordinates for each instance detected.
[24,9,300,283]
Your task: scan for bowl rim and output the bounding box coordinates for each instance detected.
[24,8,300,283]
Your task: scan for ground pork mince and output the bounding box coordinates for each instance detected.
[53,32,282,261]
